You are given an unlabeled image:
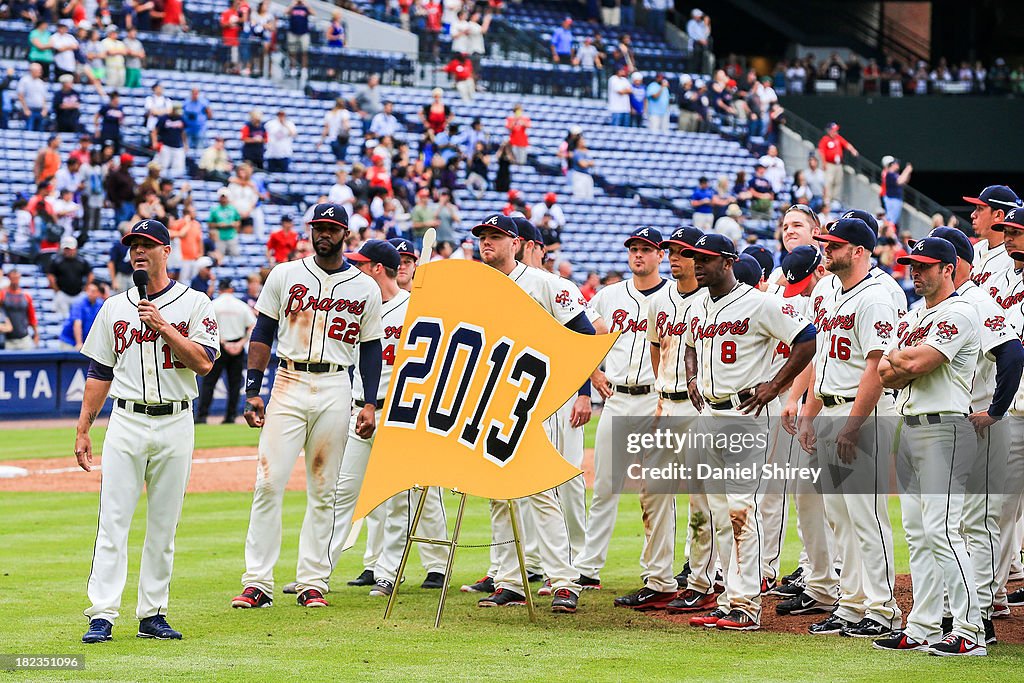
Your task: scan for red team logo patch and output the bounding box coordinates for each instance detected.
[984,315,1006,331]
[781,303,800,318]
[874,321,893,339]
[554,290,572,308]
[203,317,218,335]
[936,321,959,341]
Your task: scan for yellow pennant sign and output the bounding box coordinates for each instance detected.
[354,259,616,518]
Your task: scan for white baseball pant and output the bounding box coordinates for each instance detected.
[85,406,193,623]
[994,415,1024,605]
[361,505,386,572]
[552,396,587,560]
[373,487,450,584]
[241,368,351,594]
[758,389,793,584]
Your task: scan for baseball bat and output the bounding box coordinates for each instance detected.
[342,518,363,552]
[418,228,436,266]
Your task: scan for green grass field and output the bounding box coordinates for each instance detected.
[2,423,1022,681]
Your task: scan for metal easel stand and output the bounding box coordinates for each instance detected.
[383,487,537,627]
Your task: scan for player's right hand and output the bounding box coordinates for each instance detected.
[687,378,704,413]
[781,400,799,436]
[75,433,93,472]
[798,421,817,455]
[243,396,265,428]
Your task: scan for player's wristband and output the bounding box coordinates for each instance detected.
[245,369,264,398]
[686,376,697,385]
[578,380,592,398]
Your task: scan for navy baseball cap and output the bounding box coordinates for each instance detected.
[624,226,664,249]
[471,214,519,238]
[388,238,417,258]
[921,227,973,263]
[309,202,349,227]
[838,209,879,233]
[660,226,703,249]
[963,185,1022,211]
[781,245,823,297]
[994,207,1024,232]
[814,217,877,250]
[122,218,170,246]
[512,217,542,244]
[732,254,763,288]
[742,245,775,280]
[897,237,958,267]
[682,233,739,259]
[346,239,401,270]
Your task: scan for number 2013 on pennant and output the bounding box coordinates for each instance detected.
[385,318,551,466]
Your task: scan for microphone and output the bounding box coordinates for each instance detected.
[133,270,150,302]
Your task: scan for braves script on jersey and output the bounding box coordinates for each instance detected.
[955,281,1017,410]
[972,241,1013,287]
[589,278,668,386]
[888,295,981,416]
[684,283,811,402]
[354,288,409,403]
[646,286,704,393]
[255,257,383,366]
[82,282,220,402]
[809,275,897,398]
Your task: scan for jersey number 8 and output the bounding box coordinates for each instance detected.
[385,317,550,466]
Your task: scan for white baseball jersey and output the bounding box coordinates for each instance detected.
[646,285,704,394]
[212,292,257,341]
[810,275,897,398]
[508,261,584,323]
[684,283,812,401]
[589,278,668,386]
[768,290,812,375]
[354,288,409,404]
[888,295,981,416]
[988,267,1024,414]
[956,280,1017,411]
[813,267,907,319]
[255,257,383,366]
[82,281,220,403]
[972,240,1013,287]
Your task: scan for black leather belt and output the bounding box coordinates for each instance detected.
[821,394,855,408]
[706,389,754,411]
[279,359,345,373]
[615,384,652,395]
[115,398,189,416]
[354,398,385,409]
[659,390,689,401]
[904,413,967,426]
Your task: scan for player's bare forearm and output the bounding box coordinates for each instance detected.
[247,341,272,372]
[768,339,816,400]
[650,342,661,379]
[162,326,214,375]
[848,354,884,425]
[877,355,906,389]
[885,346,944,382]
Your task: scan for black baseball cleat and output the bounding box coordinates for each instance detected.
[809,615,855,635]
[928,633,987,657]
[232,586,273,608]
[478,588,526,607]
[940,615,953,636]
[776,592,835,616]
[780,566,804,585]
[841,618,892,638]
[767,582,804,598]
[420,572,445,589]
[673,562,691,586]
[872,631,930,652]
[137,615,182,640]
[666,589,718,613]
[460,575,495,593]
[527,572,544,583]
[983,618,996,645]
[577,575,602,590]
[613,586,678,610]
[282,582,298,594]
[297,588,328,607]
[347,569,375,586]
[82,618,113,643]
[369,579,394,597]
[1007,587,1024,606]
[551,589,578,613]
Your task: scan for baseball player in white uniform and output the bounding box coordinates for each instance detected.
[794,218,902,637]
[876,236,986,656]
[682,233,817,631]
[232,203,383,610]
[78,219,219,643]
[474,214,592,613]
[964,185,1022,286]
[574,227,675,606]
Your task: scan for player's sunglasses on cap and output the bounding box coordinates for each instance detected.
[781,245,822,297]
[914,227,974,263]
[742,245,775,280]
[784,203,821,227]
[839,208,880,233]
[511,217,542,244]
[471,213,519,238]
[963,185,1022,210]
[624,226,664,248]
[660,225,704,249]
[122,219,170,246]
[309,202,349,227]
[992,207,1024,232]
[388,237,417,258]
[896,236,958,266]
[732,254,764,288]
[681,233,739,259]
[345,239,401,270]
[814,217,877,250]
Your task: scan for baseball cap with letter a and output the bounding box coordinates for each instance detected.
[962,185,1022,211]
[346,239,401,270]
[471,213,519,238]
[660,226,704,250]
[624,226,664,248]
[388,237,417,258]
[781,245,822,297]
[122,219,170,246]
[681,233,739,259]
[897,236,958,266]
[310,202,349,227]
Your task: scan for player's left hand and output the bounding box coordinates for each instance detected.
[969,411,998,437]
[355,403,377,439]
[835,425,860,464]
[74,432,93,471]
[570,395,592,428]
[738,381,780,416]
[138,300,168,333]
[591,369,613,400]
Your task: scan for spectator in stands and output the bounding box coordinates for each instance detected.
[328,167,356,217]
[33,134,61,184]
[532,191,566,231]
[104,153,135,224]
[327,10,346,47]
[209,188,241,256]
[803,154,825,211]
[435,189,460,244]
[94,89,124,152]
[420,88,452,152]
[444,52,476,102]
[28,19,54,80]
[182,87,213,153]
[569,137,595,199]
[349,200,372,235]
[504,103,531,165]
[106,225,132,291]
[628,72,646,126]
[690,176,715,230]
[579,271,600,301]
[790,170,812,206]
[266,215,298,264]
[51,74,80,132]
[47,235,93,318]
[607,66,632,127]
[100,26,126,88]
[353,73,383,136]
[686,8,710,73]
[369,99,400,140]
[198,136,233,182]
[244,272,262,308]
[153,103,187,177]
[423,0,442,62]
[225,162,260,233]
[882,158,913,226]
[286,0,312,77]
[601,0,620,27]
[550,16,574,64]
[169,201,204,283]
[349,162,370,202]
[143,81,172,138]
[465,141,490,198]
[51,21,79,81]
[492,140,513,193]
[713,203,744,245]
[0,269,39,349]
[196,279,256,424]
[573,36,603,98]
[190,256,215,297]
[643,0,669,33]
[17,62,49,132]
[82,149,106,235]
[747,163,775,217]
[410,187,438,247]
[319,98,351,162]
[643,73,671,132]
[450,10,472,62]
[220,0,243,73]
[55,156,85,198]
[119,27,145,88]
[758,144,786,194]
[264,109,296,173]
[817,121,858,205]
[240,109,267,169]
[57,280,102,350]
[160,0,187,34]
